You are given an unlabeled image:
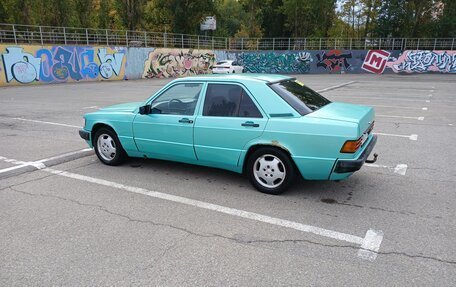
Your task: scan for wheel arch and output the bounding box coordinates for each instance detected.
[241,143,295,174]
[91,123,116,146]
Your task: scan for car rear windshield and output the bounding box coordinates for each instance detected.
[216,61,228,65]
[269,80,331,115]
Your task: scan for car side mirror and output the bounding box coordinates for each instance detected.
[150,107,162,114]
[139,105,151,115]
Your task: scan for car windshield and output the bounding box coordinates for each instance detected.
[269,80,331,115]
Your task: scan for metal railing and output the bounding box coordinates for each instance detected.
[1,23,454,50]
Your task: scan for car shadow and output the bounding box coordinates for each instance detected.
[122,157,366,205]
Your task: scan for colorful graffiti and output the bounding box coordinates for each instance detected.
[387,50,456,73]
[237,52,312,73]
[1,45,455,86]
[316,50,353,72]
[362,50,391,74]
[0,45,126,85]
[143,49,215,78]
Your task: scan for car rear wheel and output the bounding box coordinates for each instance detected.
[246,147,296,195]
[94,128,127,165]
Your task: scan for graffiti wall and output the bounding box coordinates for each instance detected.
[1,45,454,86]
[142,49,215,78]
[0,45,127,85]
[216,49,455,74]
[387,50,456,73]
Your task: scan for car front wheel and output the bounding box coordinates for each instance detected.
[246,147,296,195]
[94,128,127,165]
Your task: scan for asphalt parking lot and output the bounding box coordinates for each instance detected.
[1,74,455,285]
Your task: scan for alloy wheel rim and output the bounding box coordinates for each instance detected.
[97,134,116,161]
[253,154,286,188]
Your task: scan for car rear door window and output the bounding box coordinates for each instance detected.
[203,84,262,118]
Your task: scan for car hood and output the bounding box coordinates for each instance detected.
[306,102,374,135]
[99,102,142,112]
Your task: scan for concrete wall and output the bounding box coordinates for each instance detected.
[216,50,456,74]
[0,45,127,85]
[1,44,454,86]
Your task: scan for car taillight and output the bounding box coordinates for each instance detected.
[340,137,363,153]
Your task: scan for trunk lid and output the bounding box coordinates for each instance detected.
[306,102,375,136]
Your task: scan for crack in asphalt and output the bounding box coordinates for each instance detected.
[333,201,443,220]
[5,187,456,266]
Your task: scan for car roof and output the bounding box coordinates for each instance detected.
[176,74,294,84]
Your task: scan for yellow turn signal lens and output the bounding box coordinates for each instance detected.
[340,139,362,153]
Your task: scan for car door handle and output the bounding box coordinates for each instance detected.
[178,118,193,124]
[241,121,259,127]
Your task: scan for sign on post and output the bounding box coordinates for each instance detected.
[200,16,216,31]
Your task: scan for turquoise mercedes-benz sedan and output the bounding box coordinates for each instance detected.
[79,74,377,194]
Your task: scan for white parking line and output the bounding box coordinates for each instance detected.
[12,117,80,128]
[43,167,383,261]
[0,152,384,261]
[370,105,427,111]
[376,115,424,121]
[0,149,92,175]
[317,81,356,93]
[375,133,418,141]
[365,163,408,175]
[335,96,430,102]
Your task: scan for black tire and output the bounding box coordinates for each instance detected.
[246,147,296,195]
[93,127,127,166]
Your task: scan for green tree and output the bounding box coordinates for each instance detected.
[433,0,456,37]
[213,0,246,37]
[280,0,336,37]
[261,0,287,37]
[235,0,264,37]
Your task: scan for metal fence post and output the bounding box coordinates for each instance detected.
[364,38,367,49]
[257,38,259,50]
[349,38,352,50]
[12,24,17,44]
[392,38,395,50]
[288,38,291,50]
[451,38,454,50]
[63,27,67,45]
[417,38,420,50]
[404,38,407,50]
[86,29,89,45]
[225,37,228,50]
[241,38,244,51]
[379,38,381,49]
[181,34,184,48]
[433,38,437,50]
[273,38,275,51]
[319,38,322,50]
[212,36,214,50]
[334,39,337,49]
[106,29,109,45]
[125,31,128,47]
[39,26,44,46]
[197,35,200,50]
[164,31,167,48]
[144,31,147,47]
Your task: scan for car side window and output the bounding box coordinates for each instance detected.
[203,84,262,118]
[151,83,202,115]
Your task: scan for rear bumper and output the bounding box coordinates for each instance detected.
[333,135,377,174]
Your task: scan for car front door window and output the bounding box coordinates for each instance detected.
[151,83,202,115]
